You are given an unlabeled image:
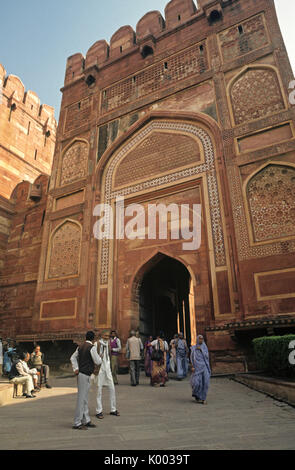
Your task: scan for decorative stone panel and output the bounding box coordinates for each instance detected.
[114,131,201,188]
[60,141,88,186]
[227,163,295,261]
[101,42,208,114]
[230,67,285,126]
[47,221,81,279]
[99,120,226,284]
[247,164,295,242]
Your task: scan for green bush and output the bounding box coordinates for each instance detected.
[253,335,295,378]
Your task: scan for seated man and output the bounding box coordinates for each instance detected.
[19,352,40,391]
[30,345,52,389]
[9,352,37,398]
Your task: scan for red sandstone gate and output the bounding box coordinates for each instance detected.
[94,113,236,345]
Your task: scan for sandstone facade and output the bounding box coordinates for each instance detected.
[1,0,295,372]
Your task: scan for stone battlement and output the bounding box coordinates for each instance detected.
[0,63,57,200]
[0,63,56,129]
[63,0,234,86]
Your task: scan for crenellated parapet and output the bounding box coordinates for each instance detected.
[110,25,136,60]
[0,63,57,199]
[64,53,85,86]
[136,11,165,41]
[64,0,227,86]
[0,63,6,83]
[85,40,109,69]
[0,64,57,130]
[165,0,197,29]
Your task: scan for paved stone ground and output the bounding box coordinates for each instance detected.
[0,373,294,450]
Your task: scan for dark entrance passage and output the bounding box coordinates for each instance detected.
[139,256,192,345]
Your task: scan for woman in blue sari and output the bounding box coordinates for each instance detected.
[190,335,211,404]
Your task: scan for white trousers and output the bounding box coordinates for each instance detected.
[96,370,116,414]
[29,369,38,383]
[170,355,176,373]
[10,375,34,395]
[74,373,91,427]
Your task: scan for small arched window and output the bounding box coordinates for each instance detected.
[209,10,222,24]
[141,45,154,59]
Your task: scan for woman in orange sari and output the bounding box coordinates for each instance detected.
[150,333,169,387]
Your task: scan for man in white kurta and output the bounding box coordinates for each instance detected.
[94,331,120,419]
[20,352,39,390]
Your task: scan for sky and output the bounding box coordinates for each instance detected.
[0,0,294,120]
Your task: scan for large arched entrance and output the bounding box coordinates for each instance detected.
[139,255,193,345]
[94,113,232,344]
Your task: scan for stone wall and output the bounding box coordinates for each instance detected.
[0,63,57,199]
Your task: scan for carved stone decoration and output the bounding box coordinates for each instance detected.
[100,120,227,284]
[247,164,295,242]
[47,221,82,279]
[114,131,201,188]
[227,163,295,261]
[60,141,88,186]
[101,42,208,114]
[230,67,285,125]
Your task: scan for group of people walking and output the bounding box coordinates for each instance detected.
[70,329,211,429]
[143,332,211,402]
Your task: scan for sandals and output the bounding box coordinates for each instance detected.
[96,411,120,418]
[72,424,88,430]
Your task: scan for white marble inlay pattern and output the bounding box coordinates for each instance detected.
[100,121,226,284]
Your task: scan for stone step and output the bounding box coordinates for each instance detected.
[233,374,295,407]
[0,383,14,406]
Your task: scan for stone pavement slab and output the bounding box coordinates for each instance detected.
[0,373,294,450]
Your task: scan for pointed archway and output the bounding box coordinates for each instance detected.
[136,254,194,345]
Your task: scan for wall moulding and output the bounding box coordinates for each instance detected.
[235,121,295,155]
[254,268,295,301]
[40,297,78,321]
